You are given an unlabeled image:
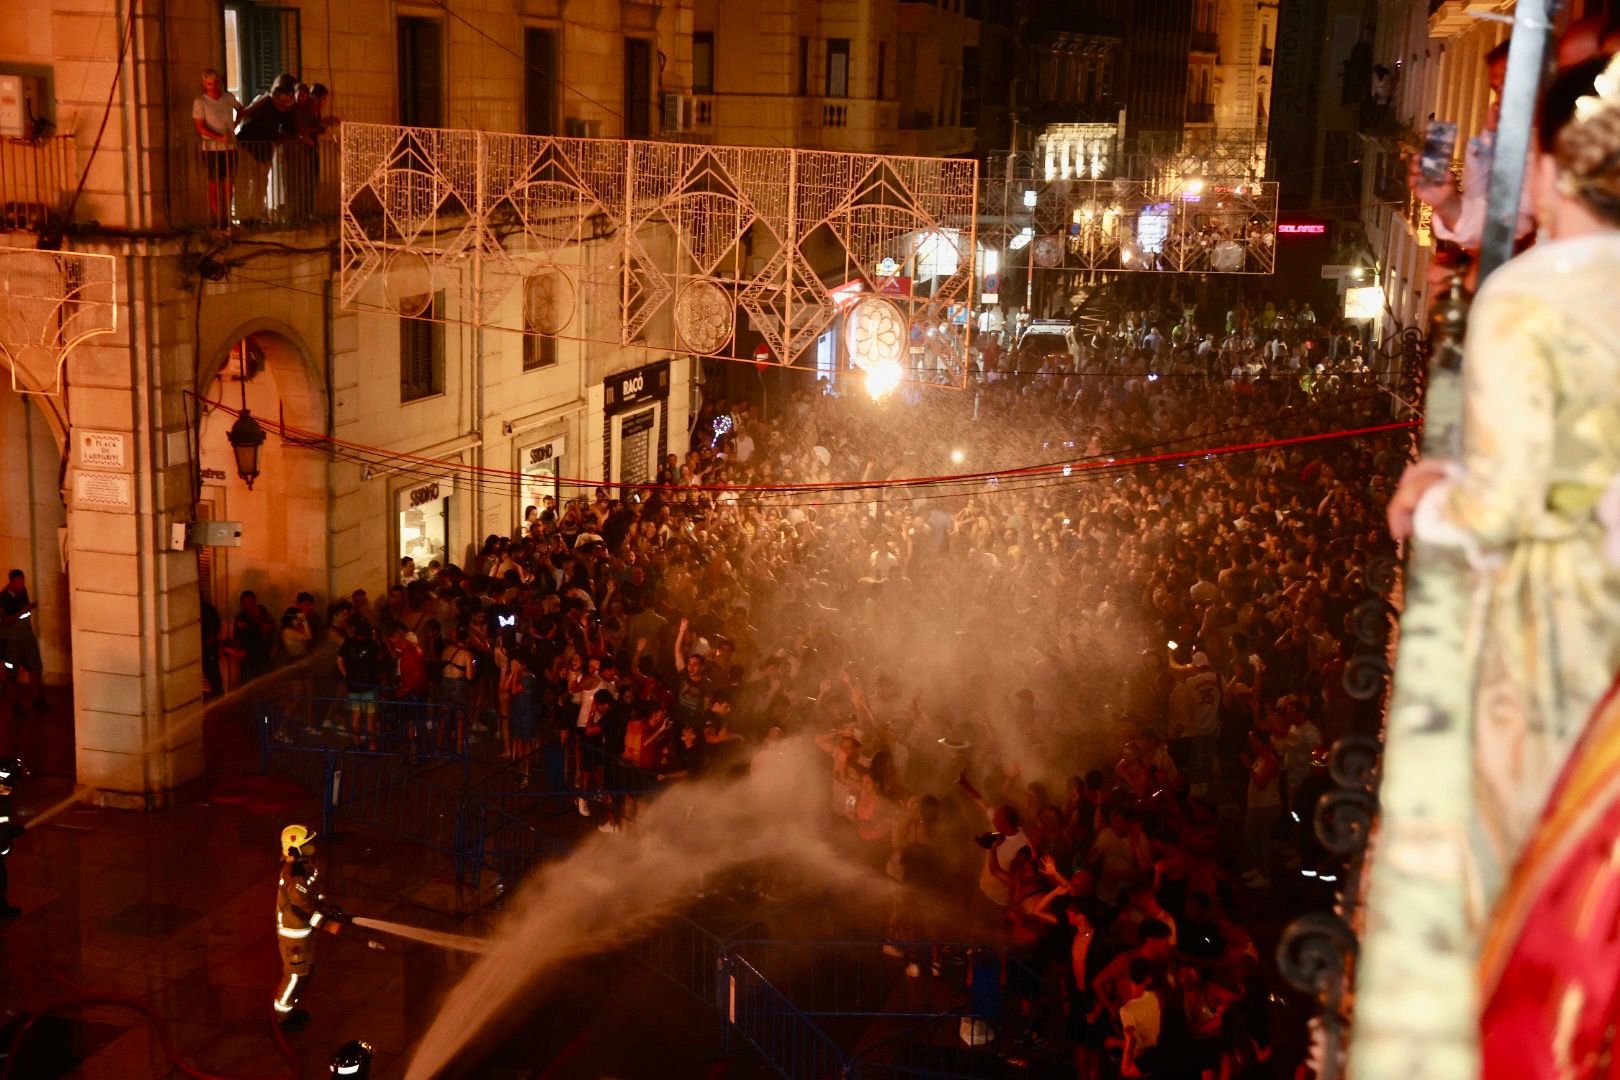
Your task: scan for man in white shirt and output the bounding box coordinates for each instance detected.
[192,68,242,228]
[1117,958,1163,1077]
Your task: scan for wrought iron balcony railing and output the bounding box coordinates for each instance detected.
[1276,327,1430,1080]
[169,138,341,232]
[0,135,76,233]
[1186,102,1216,123]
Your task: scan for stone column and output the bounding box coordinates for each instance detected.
[66,249,208,809]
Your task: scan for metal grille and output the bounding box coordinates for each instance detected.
[617,408,656,485]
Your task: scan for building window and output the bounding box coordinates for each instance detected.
[961,45,980,126]
[693,31,715,94]
[400,292,445,402]
[398,16,443,126]
[624,38,652,138]
[798,36,810,96]
[222,1,301,103]
[876,43,886,100]
[522,277,560,372]
[826,38,850,98]
[523,28,556,136]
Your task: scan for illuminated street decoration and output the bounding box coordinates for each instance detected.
[341,124,977,385]
[0,246,117,395]
[983,135,1278,276]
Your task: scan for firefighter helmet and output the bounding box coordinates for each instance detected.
[281,823,316,857]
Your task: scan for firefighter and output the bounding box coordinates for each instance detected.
[0,757,22,918]
[274,823,347,1030]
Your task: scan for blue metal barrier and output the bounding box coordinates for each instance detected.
[725,952,852,1080]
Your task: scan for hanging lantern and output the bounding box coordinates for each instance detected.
[227,410,267,490]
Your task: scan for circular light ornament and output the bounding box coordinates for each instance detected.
[674,279,734,354]
[844,295,905,371]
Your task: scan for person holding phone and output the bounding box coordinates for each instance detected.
[0,570,47,717]
[1408,40,1536,268]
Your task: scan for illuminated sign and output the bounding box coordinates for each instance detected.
[1344,285,1385,320]
[1278,222,1328,235]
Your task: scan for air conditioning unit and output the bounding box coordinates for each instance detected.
[564,116,604,139]
[0,74,46,138]
[661,93,694,134]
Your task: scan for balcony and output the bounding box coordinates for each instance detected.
[0,135,76,233]
[168,138,340,232]
[1192,30,1219,53]
[1186,102,1215,124]
[1260,45,1274,66]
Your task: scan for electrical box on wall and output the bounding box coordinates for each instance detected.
[190,520,243,547]
[0,75,46,138]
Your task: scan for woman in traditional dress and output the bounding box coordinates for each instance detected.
[1473,55,1620,1078]
[1388,52,1620,912]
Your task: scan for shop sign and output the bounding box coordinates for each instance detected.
[605,359,670,412]
[398,476,454,511]
[524,437,566,468]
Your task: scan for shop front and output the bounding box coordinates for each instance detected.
[396,475,454,571]
[603,359,671,488]
[517,434,566,513]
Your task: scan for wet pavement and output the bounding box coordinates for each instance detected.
[0,685,762,1080]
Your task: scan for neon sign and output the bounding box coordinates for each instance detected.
[1278,223,1327,235]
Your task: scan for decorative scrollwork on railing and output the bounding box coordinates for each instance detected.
[1343,654,1393,701]
[1350,598,1396,647]
[1328,732,1382,792]
[1315,788,1377,855]
[1278,911,1359,998]
[1364,554,1401,596]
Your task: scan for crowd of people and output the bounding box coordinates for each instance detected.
[979,277,1371,395]
[227,275,1400,1076]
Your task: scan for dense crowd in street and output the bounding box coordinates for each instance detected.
[208,279,1402,1077]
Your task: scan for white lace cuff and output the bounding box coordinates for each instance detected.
[1411,462,1497,569]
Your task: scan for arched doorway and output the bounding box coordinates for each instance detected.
[196,328,327,688]
[0,382,70,765]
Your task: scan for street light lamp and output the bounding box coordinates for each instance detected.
[226,410,267,490]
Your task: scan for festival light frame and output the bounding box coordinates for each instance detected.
[340,124,979,388]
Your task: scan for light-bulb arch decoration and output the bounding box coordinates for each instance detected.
[0,247,118,396]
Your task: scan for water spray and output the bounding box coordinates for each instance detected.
[349,917,491,955]
[21,788,95,831]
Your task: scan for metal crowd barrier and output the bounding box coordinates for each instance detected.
[260,695,1064,1077]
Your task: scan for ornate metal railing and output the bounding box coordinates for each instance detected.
[1276,326,1429,1080]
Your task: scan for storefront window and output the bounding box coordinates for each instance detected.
[520,436,564,512]
[399,479,450,569]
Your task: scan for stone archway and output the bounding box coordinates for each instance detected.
[195,326,328,689]
[0,381,72,770]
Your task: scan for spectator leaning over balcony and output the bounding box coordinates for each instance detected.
[191,68,240,229]
[233,76,297,225]
[1407,40,1536,284]
[289,82,333,220]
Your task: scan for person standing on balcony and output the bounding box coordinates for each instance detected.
[1408,41,1537,285]
[191,69,240,229]
[1387,52,1620,918]
[289,83,334,221]
[234,78,297,226]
